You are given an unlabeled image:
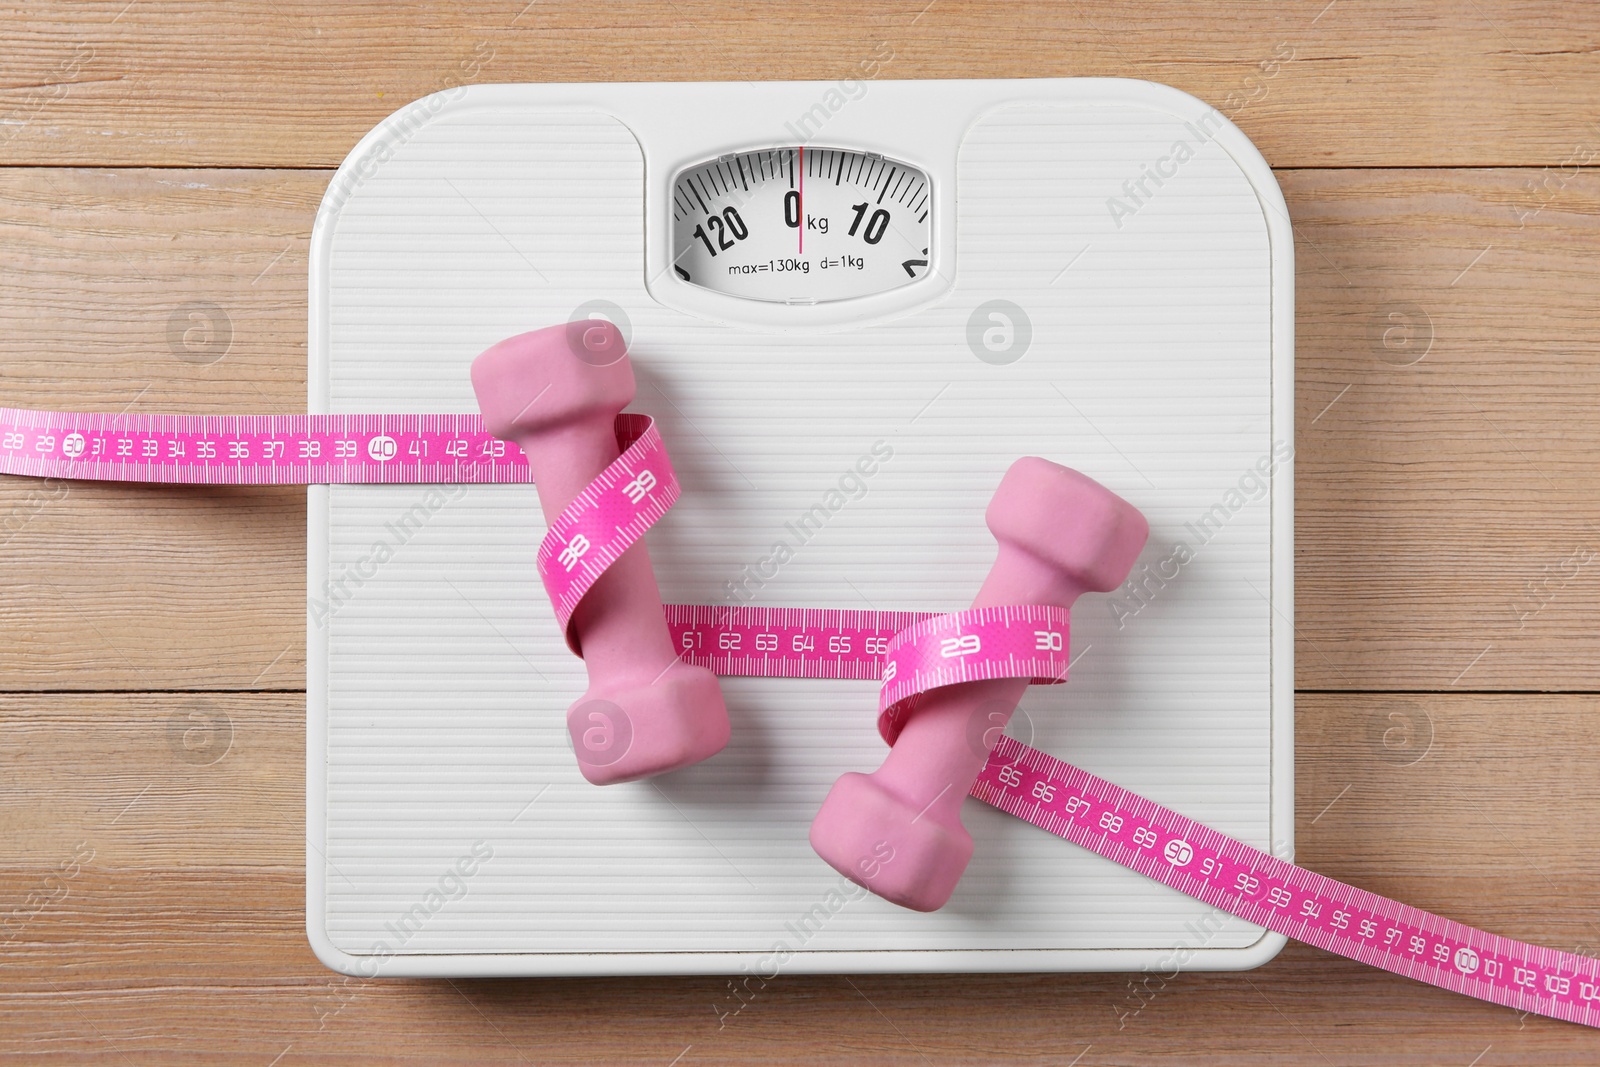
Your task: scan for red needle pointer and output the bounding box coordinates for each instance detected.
[797,145,804,256]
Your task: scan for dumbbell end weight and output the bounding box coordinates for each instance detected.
[810,676,1028,912]
[566,667,730,785]
[811,458,1148,911]
[472,321,730,785]
[808,771,974,912]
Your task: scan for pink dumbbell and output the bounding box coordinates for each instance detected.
[470,320,730,784]
[809,457,1148,911]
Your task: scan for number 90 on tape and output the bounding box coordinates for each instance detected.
[976,736,1600,1029]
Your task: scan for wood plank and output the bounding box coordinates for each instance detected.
[0,480,306,692]
[0,168,313,414]
[2,692,1597,1062]
[1,1,1598,169]
[0,694,301,866]
[1287,167,1600,690]
[0,166,312,691]
[7,6,1595,1062]
[4,165,1600,689]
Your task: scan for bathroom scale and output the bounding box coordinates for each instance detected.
[307,77,1294,976]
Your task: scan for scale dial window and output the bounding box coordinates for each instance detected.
[670,147,932,304]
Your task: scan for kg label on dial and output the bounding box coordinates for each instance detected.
[671,147,932,304]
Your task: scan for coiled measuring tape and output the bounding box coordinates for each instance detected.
[4,403,1597,1029]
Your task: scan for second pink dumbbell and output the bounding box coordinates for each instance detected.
[471,321,730,784]
[809,457,1149,911]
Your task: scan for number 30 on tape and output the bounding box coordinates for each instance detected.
[3,402,1597,1030]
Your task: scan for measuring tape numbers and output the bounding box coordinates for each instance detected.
[0,406,530,485]
[4,403,1595,1030]
[974,737,1600,1028]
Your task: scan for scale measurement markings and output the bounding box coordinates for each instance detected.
[0,407,530,484]
[671,145,932,302]
[4,401,1596,1030]
[974,736,1600,1029]
[668,604,935,680]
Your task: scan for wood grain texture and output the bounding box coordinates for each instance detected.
[2,1,1600,168]
[5,166,1600,689]
[1288,166,1600,690]
[4,2,1600,1061]
[0,167,313,414]
[2,693,1597,1063]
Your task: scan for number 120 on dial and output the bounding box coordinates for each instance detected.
[670,147,931,304]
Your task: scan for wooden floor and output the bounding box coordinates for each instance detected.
[3,2,1599,1063]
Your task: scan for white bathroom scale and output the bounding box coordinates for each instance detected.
[306,78,1294,976]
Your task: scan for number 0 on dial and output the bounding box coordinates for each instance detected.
[670,147,932,303]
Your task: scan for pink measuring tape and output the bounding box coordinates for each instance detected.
[532,412,679,650]
[5,393,1597,1031]
[975,737,1600,1029]
[0,406,531,485]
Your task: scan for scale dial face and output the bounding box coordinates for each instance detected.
[670,147,931,304]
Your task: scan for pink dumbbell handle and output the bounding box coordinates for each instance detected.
[470,322,729,785]
[511,419,678,686]
[872,545,1094,828]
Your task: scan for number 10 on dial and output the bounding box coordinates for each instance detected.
[670,147,932,304]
